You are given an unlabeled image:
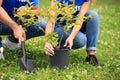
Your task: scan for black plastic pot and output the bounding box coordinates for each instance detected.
[50,47,69,69]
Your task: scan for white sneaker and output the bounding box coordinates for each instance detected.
[3,37,20,50]
[0,47,4,60]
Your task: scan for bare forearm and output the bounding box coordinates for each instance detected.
[45,18,54,35]
[69,2,91,39]
[79,2,90,16]
[45,0,56,36]
[0,7,19,30]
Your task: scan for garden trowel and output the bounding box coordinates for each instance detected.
[18,41,34,72]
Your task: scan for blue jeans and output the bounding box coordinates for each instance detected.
[0,19,47,43]
[54,10,99,51]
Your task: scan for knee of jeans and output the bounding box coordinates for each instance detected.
[78,36,87,48]
[73,35,87,49]
[86,10,99,20]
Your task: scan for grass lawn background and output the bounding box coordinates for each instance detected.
[0,0,120,80]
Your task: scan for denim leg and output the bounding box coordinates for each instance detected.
[26,20,47,39]
[54,25,86,49]
[54,10,99,50]
[0,23,13,35]
[0,23,13,46]
[72,31,87,49]
[85,10,99,51]
[9,20,47,43]
[0,19,47,43]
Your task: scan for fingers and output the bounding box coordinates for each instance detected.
[68,43,72,49]
[45,42,54,56]
[64,41,68,47]
[23,32,26,40]
[67,40,73,49]
[45,49,54,56]
[64,42,71,49]
[46,45,54,53]
[18,25,26,46]
[18,35,26,47]
[64,40,73,49]
[18,36,24,47]
[18,37,22,47]
[19,25,26,40]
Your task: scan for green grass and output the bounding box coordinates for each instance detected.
[0,0,120,80]
[40,0,51,7]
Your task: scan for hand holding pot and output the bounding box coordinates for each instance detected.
[44,41,54,56]
[64,36,73,49]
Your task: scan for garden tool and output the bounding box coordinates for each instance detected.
[18,41,34,72]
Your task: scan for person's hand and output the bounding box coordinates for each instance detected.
[64,36,73,49]
[44,41,54,56]
[13,25,26,46]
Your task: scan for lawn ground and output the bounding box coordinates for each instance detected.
[0,0,120,80]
